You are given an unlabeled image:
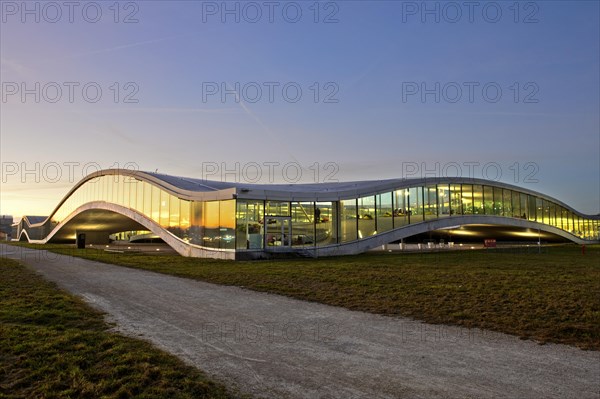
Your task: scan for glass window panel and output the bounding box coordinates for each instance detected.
[358,196,376,238]
[151,185,160,223]
[106,175,113,203]
[143,182,152,218]
[236,200,264,249]
[340,199,357,242]
[483,186,494,215]
[438,184,451,217]
[126,179,134,209]
[117,176,125,206]
[266,201,290,216]
[408,187,424,223]
[560,208,568,230]
[473,185,484,215]
[190,201,205,246]
[450,184,462,215]
[160,190,170,227]
[461,184,473,215]
[219,200,236,249]
[394,189,409,226]
[204,201,220,248]
[136,179,144,212]
[424,186,438,220]
[527,195,536,221]
[550,203,557,227]
[316,201,336,247]
[542,200,549,225]
[291,202,314,247]
[520,193,528,219]
[376,192,393,233]
[511,191,521,218]
[180,200,190,230]
[169,195,180,228]
[503,189,512,217]
[536,198,543,222]
[568,212,574,234]
[493,187,503,216]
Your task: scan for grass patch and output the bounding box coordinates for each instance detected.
[0,257,242,398]
[7,243,600,350]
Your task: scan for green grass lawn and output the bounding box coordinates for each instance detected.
[0,257,244,399]
[6,243,600,350]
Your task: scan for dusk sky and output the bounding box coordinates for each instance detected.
[1,1,599,218]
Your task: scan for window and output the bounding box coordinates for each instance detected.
[236,200,264,249]
[394,189,409,226]
[316,202,336,247]
[160,190,170,227]
[424,186,438,220]
[450,184,462,215]
[483,186,493,215]
[219,200,236,249]
[493,187,503,216]
[408,187,424,223]
[376,192,393,232]
[503,190,512,217]
[291,202,314,247]
[438,184,451,217]
[204,201,220,247]
[358,196,376,238]
[340,199,357,242]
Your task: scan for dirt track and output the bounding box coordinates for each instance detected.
[2,244,598,399]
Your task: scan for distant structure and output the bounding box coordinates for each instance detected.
[12,169,600,259]
[1,215,13,241]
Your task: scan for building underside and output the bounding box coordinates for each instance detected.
[13,169,600,260]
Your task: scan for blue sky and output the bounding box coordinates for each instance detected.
[1,0,599,217]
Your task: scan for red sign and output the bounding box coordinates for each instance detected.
[484,239,497,248]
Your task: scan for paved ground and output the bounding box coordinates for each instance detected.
[1,244,598,399]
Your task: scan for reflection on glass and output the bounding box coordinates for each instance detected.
[536,198,543,222]
[291,202,314,247]
[266,201,290,217]
[408,187,423,223]
[219,200,236,249]
[503,189,512,217]
[136,179,144,212]
[512,190,521,218]
[394,189,408,226]
[190,201,204,245]
[340,199,357,242]
[358,196,376,237]
[236,200,264,249]
[450,184,462,215]
[439,184,451,216]
[160,190,169,227]
[204,201,220,247]
[473,185,483,214]
[376,193,393,232]
[316,201,335,247]
[493,187,503,216]
[424,186,437,220]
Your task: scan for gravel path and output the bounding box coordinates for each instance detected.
[2,244,598,398]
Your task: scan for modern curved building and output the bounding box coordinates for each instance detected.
[13,169,600,259]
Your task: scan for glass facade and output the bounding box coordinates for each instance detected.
[16,173,597,254]
[358,196,376,238]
